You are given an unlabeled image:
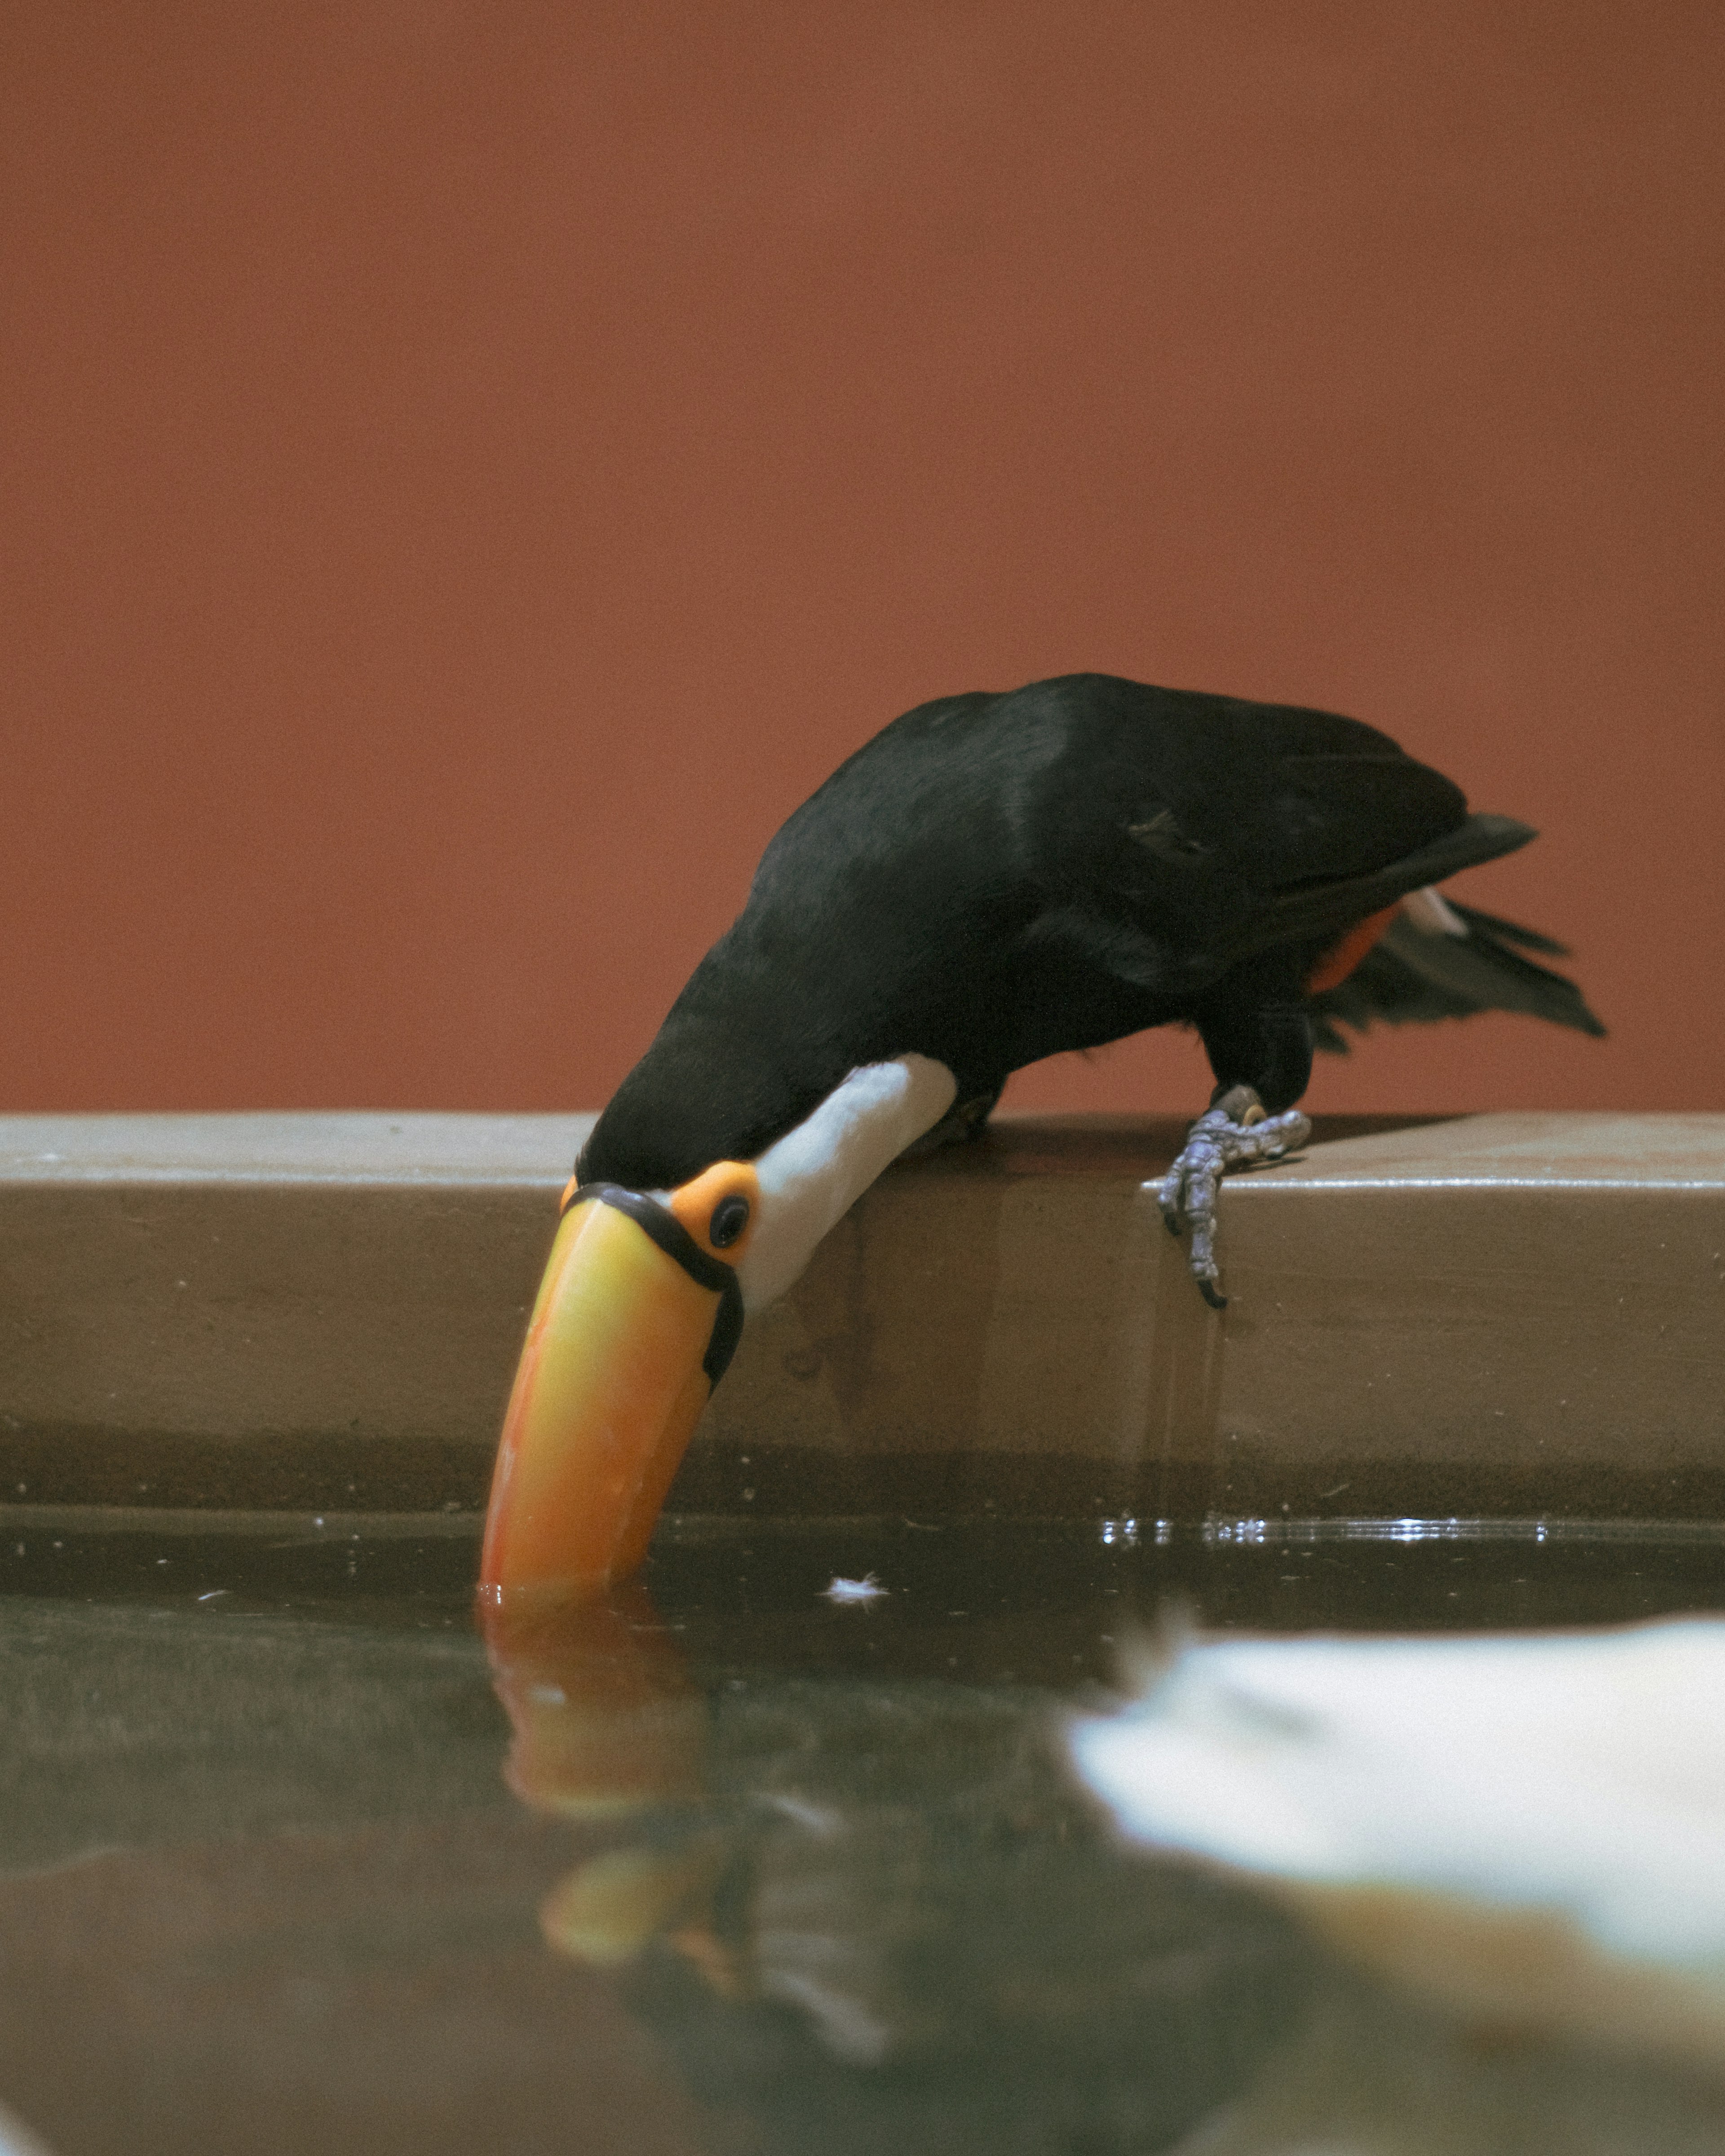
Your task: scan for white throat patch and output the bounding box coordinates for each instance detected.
[732,1054,958,1312]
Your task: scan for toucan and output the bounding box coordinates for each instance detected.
[481,674,1602,1608]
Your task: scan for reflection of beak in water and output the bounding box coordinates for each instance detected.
[536,1837,734,1987]
[481,1584,739,1987]
[482,1583,705,1820]
[483,1608,1340,2145]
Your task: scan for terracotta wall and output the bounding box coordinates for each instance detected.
[6,3,1721,1118]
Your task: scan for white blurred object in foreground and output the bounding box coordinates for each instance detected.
[1070,1619,1725,2071]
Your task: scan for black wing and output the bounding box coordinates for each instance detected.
[1309,902,1606,1053]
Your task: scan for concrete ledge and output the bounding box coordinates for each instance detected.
[1,1111,1721,1520]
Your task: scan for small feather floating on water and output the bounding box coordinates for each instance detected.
[823,1573,887,1605]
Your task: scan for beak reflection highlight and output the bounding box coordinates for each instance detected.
[479,1162,759,1609]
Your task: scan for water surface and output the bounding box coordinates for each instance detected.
[0,1513,1721,2155]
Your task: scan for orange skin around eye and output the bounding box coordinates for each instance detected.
[666,1160,761,1261]
[558,1162,761,1260]
[1306,905,1399,996]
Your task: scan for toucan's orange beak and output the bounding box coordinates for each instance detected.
[479,1161,760,1611]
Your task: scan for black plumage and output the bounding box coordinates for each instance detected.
[580,674,1600,1189]
[1309,902,1605,1052]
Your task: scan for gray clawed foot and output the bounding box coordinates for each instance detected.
[1157,1092,1311,1307]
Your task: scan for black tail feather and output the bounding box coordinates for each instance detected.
[1438,904,1572,959]
[1309,901,1606,1054]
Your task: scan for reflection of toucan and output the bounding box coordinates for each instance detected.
[482,675,1602,1606]
[482,1591,735,1980]
[483,1587,1315,2143]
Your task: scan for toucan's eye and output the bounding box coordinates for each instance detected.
[709,1193,750,1249]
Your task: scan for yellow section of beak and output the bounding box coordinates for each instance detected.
[479,1197,720,1609]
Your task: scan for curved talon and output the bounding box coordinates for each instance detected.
[1157,1100,1312,1305]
